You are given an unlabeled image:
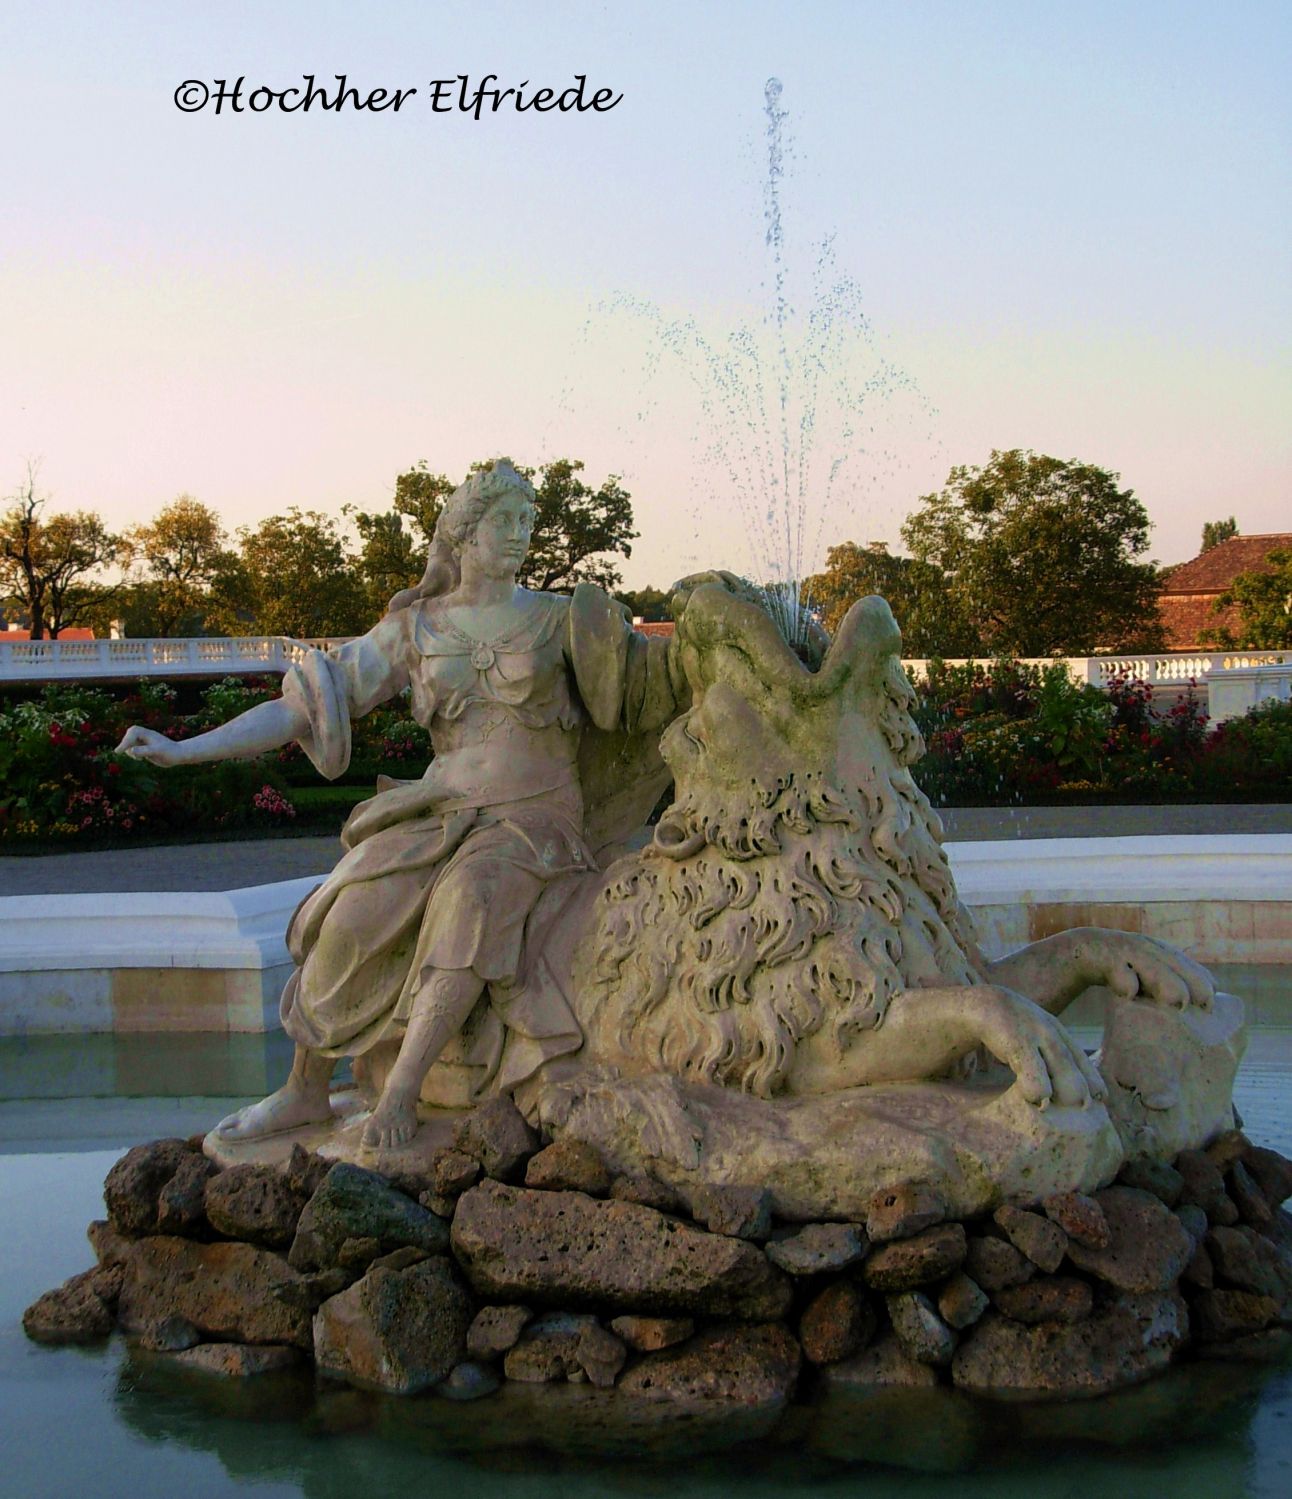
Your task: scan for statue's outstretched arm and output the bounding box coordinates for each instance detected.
[116,695,310,769]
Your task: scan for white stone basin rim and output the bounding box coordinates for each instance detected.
[0,836,1287,975]
[0,876,319,970]
[949,834,1292,906]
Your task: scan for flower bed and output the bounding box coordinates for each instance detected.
[0,679,424,847]
[912,661,1292,807]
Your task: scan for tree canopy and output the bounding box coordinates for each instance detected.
[122,495,229,636]
[206,508,370,639]
[1201,517,1238,553]
[899,450,1165,656]
[802,542,979,656]
[1204,547,1292,649]
[0,468,121,638]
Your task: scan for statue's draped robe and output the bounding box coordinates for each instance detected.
[278,585,680,1106]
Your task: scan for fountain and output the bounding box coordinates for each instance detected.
[17,79,1290,1471]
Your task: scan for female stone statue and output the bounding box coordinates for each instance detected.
[117,460,684,1150]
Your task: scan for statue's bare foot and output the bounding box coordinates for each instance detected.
[214,1078,334,1141]
[360,1087,421,1151]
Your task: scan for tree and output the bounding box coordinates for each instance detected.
[617,585,672,622]
[0,467,121,638]
[390,456,638,593]
[206,508,369,638]
[1201,517,1238,553]
[345,505,423,620]
[802,542,979,656]
[900,450,1165,655]
[122,495,230,635]
[1203,547,1292,648]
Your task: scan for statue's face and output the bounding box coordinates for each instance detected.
[464,493,533,579]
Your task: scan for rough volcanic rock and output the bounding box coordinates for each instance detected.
[1204,1129,1251,1171]
[22,1266,120,1344]
[1206,1225,1292,1303]
[823,1332,941,1389]
[104,1139,193,1235]
[1175,1150,1239,1224]
[1065,1187,1193,1293]
[525,1139,612,1197]
[156,1153,220,1236]
[117,1235,315,1349]
[1042,1192,1110,1250]
[619,1323,800,1408]
[467,1304,534,1360]
[503,1311,598,1383]
[451,1180,792,1319]
[865,1184,947,1244]
[994,1205,1067,1273]
[452,1096,539,1183]
[964,1234,1035,1292]
[428,1148,481,1198]
[952,1291,1189,1399]
[135,1314,202,1351]
[938,1272,989,1330]
[1190,1289,1280,1343]
[993,1276,1094,1325]
[1228,1161,1274,1229]
[437,1361,500,1400]
[862,1223,966,1292]
[1244,1147,1292,1209]
[289,1163,449,1270]
[205,1164,306,1249]
[887,1291,956,1365]
[1175,1203,1209,1245]
[337,1237,382,1271]
[577,1320,628,1388]
[285,1144,333,1199]
[1181,1243,1215,1290]
[765,1223,867,1276]
[1116,1157,1184,1208]
[688,1184,773,1241]
[799,1281,875,1365]
[88,1218,132,1268]
[609,1314,695,1352]
[608,1174,684,1214]
[313,1256,473,1393]
[168,1342,301,1377]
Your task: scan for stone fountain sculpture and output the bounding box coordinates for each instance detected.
[119,458,1245,1216]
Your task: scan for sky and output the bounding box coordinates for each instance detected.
[1,0,1288,589]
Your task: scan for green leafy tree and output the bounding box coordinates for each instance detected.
[616,584,672,622]
[122,495,230,636]
[802,542,979,655]
[392,462,456,551]
[0,467,122,638]
[345,506,423,620]
[900,450,1164,656]
[1201,517,1238,552]
[206,508,368,638]
[1203,547,1292,648]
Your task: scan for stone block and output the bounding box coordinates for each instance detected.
[1065,1187,1193,1293]
[862,1223,966,1292]
[799,1281,875,1365]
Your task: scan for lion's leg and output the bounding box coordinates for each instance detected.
[986,929,1215,1016]
[802,985,1104,1107]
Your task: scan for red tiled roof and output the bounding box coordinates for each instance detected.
[1158,595,1242,651]
[635,621,675,637]
[1160,534,1292,596]
[1,626,96,640]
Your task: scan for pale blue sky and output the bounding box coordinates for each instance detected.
[2,1,1287,586]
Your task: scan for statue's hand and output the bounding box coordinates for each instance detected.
[115,725,186,768]
[972,986,1107,1109]
[1095,932,1215,1011]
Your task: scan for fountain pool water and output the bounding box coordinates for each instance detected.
[4,990,1291,1497]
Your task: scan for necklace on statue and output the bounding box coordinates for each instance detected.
[432,605,532,672]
